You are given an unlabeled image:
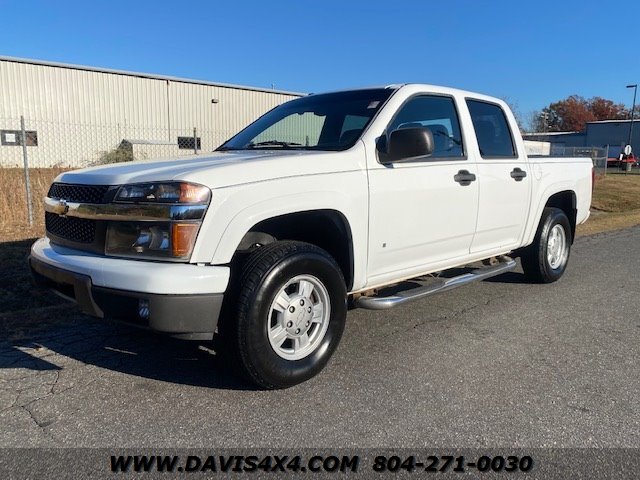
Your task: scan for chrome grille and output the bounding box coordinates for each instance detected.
[47,183,110,204]
[45,212,96,244]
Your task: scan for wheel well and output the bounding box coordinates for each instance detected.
[236,210,354,290]
[545,190,577,242]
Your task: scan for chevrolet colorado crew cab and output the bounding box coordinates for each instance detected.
[30,84,593,388]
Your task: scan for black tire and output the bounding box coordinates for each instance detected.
[521,207,572,283]
[230,241,347,389]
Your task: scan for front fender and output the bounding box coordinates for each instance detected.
[190,171,369,290]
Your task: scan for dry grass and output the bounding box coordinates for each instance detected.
[576,174,640,237]
[590,174,640,212]
[577,209,640,236]
[0,168,66,241]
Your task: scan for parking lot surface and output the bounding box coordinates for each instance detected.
[0,227,638,448]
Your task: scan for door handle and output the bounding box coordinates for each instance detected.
[454,170,476,186]
[510,168,527,181]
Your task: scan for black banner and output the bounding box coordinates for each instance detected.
[0,448,638,479]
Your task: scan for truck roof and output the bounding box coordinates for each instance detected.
[307,83,505,104]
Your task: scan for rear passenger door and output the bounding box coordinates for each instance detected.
[467,99,531,254]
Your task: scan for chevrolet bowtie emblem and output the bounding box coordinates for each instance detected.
[54,199,70,217]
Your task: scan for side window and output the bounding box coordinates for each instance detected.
[466,100,516,158]
[387,95,464,159]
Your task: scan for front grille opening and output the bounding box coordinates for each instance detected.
[45,212,96,243]
[48,183,111,204]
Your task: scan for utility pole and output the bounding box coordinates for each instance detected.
[20,116,34,226]
[626,84,637,149]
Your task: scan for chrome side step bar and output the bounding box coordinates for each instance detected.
[355,258,517,310]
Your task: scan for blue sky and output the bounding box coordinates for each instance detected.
[1,0,639,126]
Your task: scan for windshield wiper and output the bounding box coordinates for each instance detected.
[247,140,303,149]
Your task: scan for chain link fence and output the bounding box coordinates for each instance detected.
[0,116,237,169]
[0,115,238,230]
[551,145,640,176]
[548,145,610,176]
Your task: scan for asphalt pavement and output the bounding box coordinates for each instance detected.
[1,227,639,449]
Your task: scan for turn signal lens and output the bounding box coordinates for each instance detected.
[171,223,200,257]
[179,183,210,203]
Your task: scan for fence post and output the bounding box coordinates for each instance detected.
[193,127,198,155]
[20,115,34,226]
[604,145,609,176]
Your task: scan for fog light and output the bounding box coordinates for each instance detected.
[138,299,150,320]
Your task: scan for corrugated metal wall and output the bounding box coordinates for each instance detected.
[0,58,302,167]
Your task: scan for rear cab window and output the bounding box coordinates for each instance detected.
[466,99,516,158]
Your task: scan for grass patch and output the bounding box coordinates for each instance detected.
[576,174,640,237]
[0,167,67,241]
[591,174,640,213]
[577,210,640,236]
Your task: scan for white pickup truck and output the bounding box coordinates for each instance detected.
[30,84,593,388]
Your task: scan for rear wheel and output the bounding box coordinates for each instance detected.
[231,241,347,389]
[521,207,571,283]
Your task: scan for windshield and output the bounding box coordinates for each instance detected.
[217,89,395,152]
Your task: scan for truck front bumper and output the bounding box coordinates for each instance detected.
[29,238,230,339]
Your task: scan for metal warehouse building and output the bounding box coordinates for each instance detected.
[0,56,303,168]
[524,119,640,158]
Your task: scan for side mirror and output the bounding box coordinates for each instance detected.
[384,127,434,163]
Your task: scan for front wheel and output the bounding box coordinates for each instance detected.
[521,207,571,283]
[232,241,347,389]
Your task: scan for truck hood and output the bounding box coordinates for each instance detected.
[54,149,361,189]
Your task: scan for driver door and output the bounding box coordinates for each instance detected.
[365,94,479,287]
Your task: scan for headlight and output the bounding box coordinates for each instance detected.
[114,182,210,204]
[106,182,210,261]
